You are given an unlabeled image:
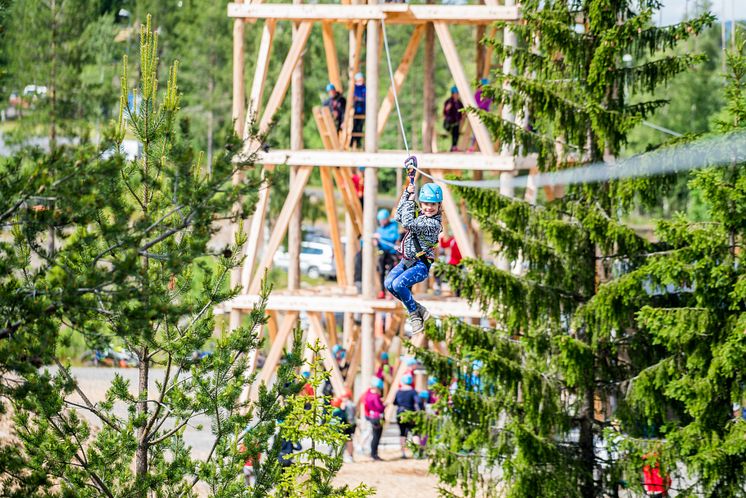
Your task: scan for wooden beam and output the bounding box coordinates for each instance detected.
[332,168,363,237]
[321,22,343,94]
[376,25,425,137]
[241,165,274,293]
[307,312,347,395]
[325,311,339,346]
[431,170,476,259]
[244,20,276,135]
[228,4,521,24]
[223,293,486,317]
[251,311,300,400]
[255,149,534,170]
[257,21,312,134]
[267,310,279,343]
[248,166,314,293]
[434,22,495,155]
[320,168,348,286]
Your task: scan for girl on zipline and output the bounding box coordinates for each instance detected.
[384,158,443,334]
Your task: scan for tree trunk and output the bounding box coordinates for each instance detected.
[135,346,149,493]
[49,0,57,149]
[422,0,434,153]
[579,384,596,498]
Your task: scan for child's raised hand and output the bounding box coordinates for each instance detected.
[406,183,415,194]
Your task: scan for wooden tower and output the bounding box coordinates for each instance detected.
[224,0,529,402]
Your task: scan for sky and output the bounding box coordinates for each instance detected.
[657,0,741,25]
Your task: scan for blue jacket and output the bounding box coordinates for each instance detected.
[376,220,400,255]
[353,84,366,115]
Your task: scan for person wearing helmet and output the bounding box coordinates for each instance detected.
[323,82,346,131]
[442,85,464,151]
[339,389,357,462]
[393,374,423,459]
[475,77,492,111]
[373,208,400,298]
[376,351,392,384]
[363,378,386,461]
[350,72,366,148]
[384,180,443,334]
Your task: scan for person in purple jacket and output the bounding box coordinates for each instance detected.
[442,85,464,151]
[362,377,386,461]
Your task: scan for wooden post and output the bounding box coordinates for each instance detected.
[289,3,305,292]
[241,165,274,292]
[361,0,379,392]
[232,0,246,138]
[422,1,435,154]
[250,311,300,401]
[498,0,516,271]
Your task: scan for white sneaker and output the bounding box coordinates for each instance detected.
[343,454,354,463]
[409,312,424,335]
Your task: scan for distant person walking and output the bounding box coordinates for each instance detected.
[363,378,386,461]
[443,85,464,151]
[393,374,422,459]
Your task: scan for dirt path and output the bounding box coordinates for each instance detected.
[334,452,440,497]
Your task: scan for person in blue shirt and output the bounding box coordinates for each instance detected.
[373,208,400,298]
[350,72,366,148]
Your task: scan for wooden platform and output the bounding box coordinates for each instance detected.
[228,3,520,24]
[255,149,537,171]
[219,293,487,318]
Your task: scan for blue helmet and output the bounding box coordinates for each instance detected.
[372,378,384,389]
[381,351,389,360]
[427,376,437,387]
[480,77,489,86]
[377,208,390,221]
[418,390,430,399]
[301,371,310,379]
[326,83,336,92]
[419,183,443,203]
[354,72,364,80]
[406,357,418,367]
[450,85,458,94]
[402,374,413,385]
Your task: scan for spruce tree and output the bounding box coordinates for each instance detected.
[585,38,746,497]
[414,1,713,497]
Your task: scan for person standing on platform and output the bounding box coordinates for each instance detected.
[469,78,492,152]
[323,83,346,131]
[350,72,366,148]
[374,208,400,299]
[442,85,464,152]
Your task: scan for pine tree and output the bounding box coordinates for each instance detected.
[590,37,746,497]
[1,16,302,497]
[414,1,714,497]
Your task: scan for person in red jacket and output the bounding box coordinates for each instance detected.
[642,453,671,498]
[438,232,463,296]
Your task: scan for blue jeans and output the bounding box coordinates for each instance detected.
[384,260,429,313]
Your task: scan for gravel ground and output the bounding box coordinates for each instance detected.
[1,367,441,496]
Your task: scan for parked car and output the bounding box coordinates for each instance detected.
[273,241,336,280]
